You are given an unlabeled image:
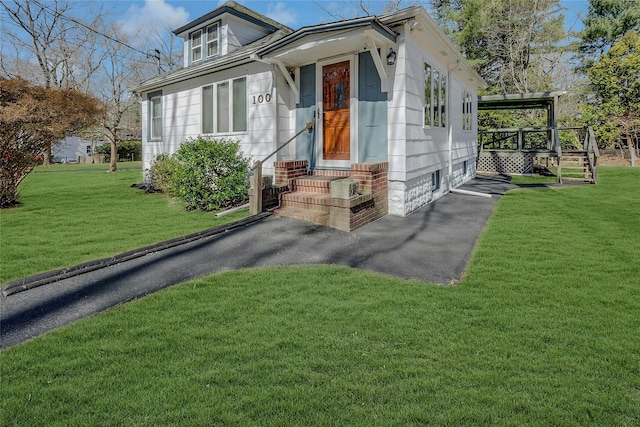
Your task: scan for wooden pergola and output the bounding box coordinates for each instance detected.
[476,91,598,183]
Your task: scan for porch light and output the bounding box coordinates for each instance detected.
[386,48,397,66]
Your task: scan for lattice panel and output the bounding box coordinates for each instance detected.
[477,151,533,174]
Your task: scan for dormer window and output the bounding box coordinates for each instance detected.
[191,30,202,62]
[191,23,220,63]
[206,23,219,57]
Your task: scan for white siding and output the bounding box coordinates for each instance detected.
[141,62,279,177]
[387,26,479,216]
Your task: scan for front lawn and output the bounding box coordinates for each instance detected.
[0,165,246,283]
[1,167,639,425]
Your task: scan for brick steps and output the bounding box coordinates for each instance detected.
[290,175,346,193]
[280,191,332,213]
[274,206,329,226]
[266,160,389,231]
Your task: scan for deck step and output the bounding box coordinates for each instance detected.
[274,206,330,226]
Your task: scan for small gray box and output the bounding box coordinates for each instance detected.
[331,178,359,199]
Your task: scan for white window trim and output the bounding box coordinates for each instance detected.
[206,23,220,59]
[201,77,248,136]
[191,29,202,63]
[423,61,447,129]
[148,91,162,141]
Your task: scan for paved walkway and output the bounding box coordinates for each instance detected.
[1,175,514,349]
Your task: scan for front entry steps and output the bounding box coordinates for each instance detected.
[252,160,389,232]
[276,175,348,227]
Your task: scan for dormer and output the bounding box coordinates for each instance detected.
[173,1,291,68]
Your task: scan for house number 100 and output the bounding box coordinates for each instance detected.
[252,94,272,104]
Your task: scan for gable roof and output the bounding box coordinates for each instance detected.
[133,5,486,93]
[173,1,291,36]
[256,16,397,58]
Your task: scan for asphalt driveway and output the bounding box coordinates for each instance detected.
[0,175,514,349]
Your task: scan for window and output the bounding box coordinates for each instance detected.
[202,77,247,134]
[232,77,247,132]
[462,90,473,131]
[191,23,220,63]
[202,85,214,134]
[424,62,447,128]
[424,64,432,126]
[149,92,162,140]
[432,170,441,192]
[191,30,202,62]
[206,24,219,58]
[440,74,447,127]
[433,69,440,127]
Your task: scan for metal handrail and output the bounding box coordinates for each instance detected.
[249,121,314,215]
[251,122,314,171]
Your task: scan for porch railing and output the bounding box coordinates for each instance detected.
[479,127,558,151]
[249,122,314,215]
[478,126,599,184]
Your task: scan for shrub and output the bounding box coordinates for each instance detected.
[159,137,250,212]
[148,154,180,193]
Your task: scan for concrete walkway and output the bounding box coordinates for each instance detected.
[0,175,514,349]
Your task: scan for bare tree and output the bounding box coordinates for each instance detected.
[0,0,109,163]
[94,23,149,172]
[314,0,422,20]
[0,0,104,88]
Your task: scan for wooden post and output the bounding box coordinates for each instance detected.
[517,129,523,150]
[249,161,262,216]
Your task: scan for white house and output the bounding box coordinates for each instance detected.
[133,2,485,228]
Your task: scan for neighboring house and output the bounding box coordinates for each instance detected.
[133,1,485,222]
[54,136,104,163]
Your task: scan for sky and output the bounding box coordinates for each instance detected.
[113,0,590,35]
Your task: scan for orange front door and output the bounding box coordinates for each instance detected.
[322,61,350,160]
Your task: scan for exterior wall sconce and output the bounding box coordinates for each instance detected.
[386,48,397,66]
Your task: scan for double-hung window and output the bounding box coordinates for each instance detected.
[191,30,202,62]
[206,24,219,58]
[191,23,220,63]
[148,91,162,140]
[202,77,247,134]
[424,62,447,128]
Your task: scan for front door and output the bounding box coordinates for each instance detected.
[322,60,351,161]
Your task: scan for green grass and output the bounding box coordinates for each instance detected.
[36,161,142,172]
[0,165,246,283]
[1,167,639,425]
[509,174,558,185]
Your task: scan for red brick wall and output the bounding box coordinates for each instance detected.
[273,160,309,186]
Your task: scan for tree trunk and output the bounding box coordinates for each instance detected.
[108,141,118,172]
[628,133,637,167]
[43,142,52,165]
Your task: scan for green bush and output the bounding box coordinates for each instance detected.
[151,137,250,212]
[148,154,180,193]
[95,141,142,161]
